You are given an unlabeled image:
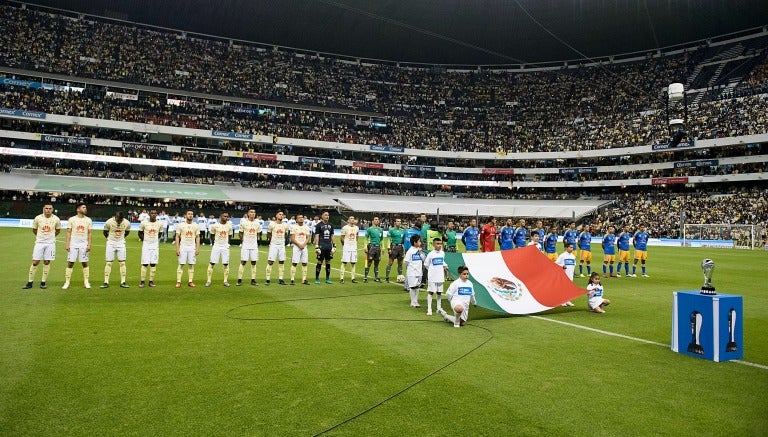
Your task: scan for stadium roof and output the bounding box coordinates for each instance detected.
[24,0,768,65]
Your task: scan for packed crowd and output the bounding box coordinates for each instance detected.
[1,3,767,155]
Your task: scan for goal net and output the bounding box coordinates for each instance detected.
[683,224,761,249]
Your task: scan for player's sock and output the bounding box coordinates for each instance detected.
[223,265,230,281]
[187,266,195,282]
[315,264,321,280]
[609,265,614,275]
[238,264,245,280]
[149,266,156,281]
[28,264,38,282]
[436,293,442,309]
[397,266,403,276]
[385,265,391,280]
[265,264,272,280]
[207,264,214,282]
[373,261,380,279]
[278,264,284,280]
[82,266,90,283]
[104,261,112,283]
[364,266,370,278]
[141,265,148,281]
[579,264,583,275]
[301,264,307,282]
[632,265,637,275]
[616,262,622,274]
[409,288,418,306]
[642,266,646,275]
[602,264,607,275]
[625,263,629,275]
[291,265,297,281]
[119,261,126,283]
[177,265,183,283]
[350,265,355,280]
[325,264,331,280]
[427,293,433,312]
[251,265,257,280]
[65,266,73,283]
[587,265,591,274]
[41,264,50,282]
[441,309,455,324]
[340,264,346,278]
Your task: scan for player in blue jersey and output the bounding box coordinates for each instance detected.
[544,226,559,261]
[461,218,480,253]
[498,218,515,251]
[403,217,422,252]
[631,224,650,277]
[563,222,579,251]
[602,225,617,277]
[513,219,528,248]
[577,225,593,278]
[616,225,632,277]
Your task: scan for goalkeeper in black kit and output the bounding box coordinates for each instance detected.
[314,211,336,284]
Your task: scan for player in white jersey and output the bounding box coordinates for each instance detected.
[437,266,477,328]
[237,208,261,286]
[423,238,449,316]
[339,215,360,283]
[196,213,208,245]
[206,215,217,245]
[290,214,312,285]
[157,211,169,243]
[138,209,164,288]
[63,203,93,289]
[138,210,149,223]
[100,211,131,288]
[555,242,577,307]
[175,210,200,288]
[265,211,289,285]
[206,212,233,287]
[23,204,62,289]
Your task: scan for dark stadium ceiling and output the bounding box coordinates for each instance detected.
[27,0,768,65]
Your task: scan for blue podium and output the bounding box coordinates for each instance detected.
[672,291,743,362]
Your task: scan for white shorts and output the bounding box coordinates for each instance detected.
[427,281,444,294]
[406,275,422,289]
[240,247,259,262]
[341,250,357,263]
[67,245,89,263]
[210,246,230,265]
[32,242,56,261]
[178,246,196,265]
[105,241,127,262]
[588,296,606,310]
[451,299,470,322]
[291,246,308,264]
[268,245,286,262]
[141,246,159,265]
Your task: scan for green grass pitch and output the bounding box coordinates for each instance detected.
[1,227,766,436]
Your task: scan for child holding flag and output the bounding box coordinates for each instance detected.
[404,234,425,308]
[586,272,611,314]
[438,265,477,327]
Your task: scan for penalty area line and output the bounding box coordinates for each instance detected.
[529,315,768,371]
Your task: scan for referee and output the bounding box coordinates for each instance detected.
[364,216,384,282]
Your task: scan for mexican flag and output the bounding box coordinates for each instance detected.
[444,246,587,314]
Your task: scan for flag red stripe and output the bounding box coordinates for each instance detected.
[500,246,587,307]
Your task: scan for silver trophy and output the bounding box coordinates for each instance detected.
[700,258,716,295]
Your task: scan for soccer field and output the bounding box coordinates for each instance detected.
[1,227,766,436]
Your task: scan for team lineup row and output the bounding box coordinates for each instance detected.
[22,204,652,291]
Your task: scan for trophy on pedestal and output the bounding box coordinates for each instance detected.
[700,259,716,295]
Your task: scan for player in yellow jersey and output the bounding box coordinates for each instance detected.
[237,208,261,286]
[23,204,61,289]
[206,212,233,287]
[101,211,131,288]
[138,209,164,287]
[175,210,200,288]
[339,215,360,283]
[265,211,289,285]
[63,203,93,289]
[290,214,312,285]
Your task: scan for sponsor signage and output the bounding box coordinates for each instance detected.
[482,168,515,175]
[558,167,597,175]
[652,141,694,150]
[105,91,139,101]
[243,152,277,161]
[181,147,222,156]
[673,159,719,168]
[353,161,384,169]
[0,108,46,119]
[299,156,335,166]
[402,164,436,173]
[41,134,90,146]
[211,130,254,140]
[370,145,404,153]
[651,176,689,185]
[122,142,167,152]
